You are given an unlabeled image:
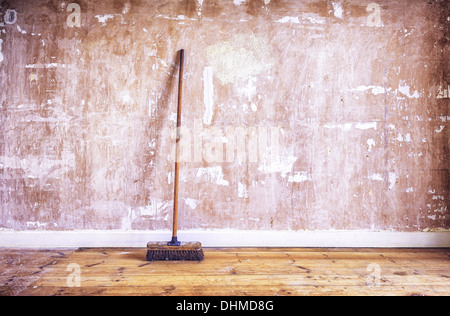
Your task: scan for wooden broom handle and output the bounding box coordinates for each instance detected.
[172,49,184,242]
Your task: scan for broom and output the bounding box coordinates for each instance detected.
[147,49,204,262]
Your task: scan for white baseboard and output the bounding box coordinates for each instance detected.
[0,230,449,248]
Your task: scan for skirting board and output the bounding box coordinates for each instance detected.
[0,230,449,248]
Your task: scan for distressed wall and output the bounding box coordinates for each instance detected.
[0,0,448,233]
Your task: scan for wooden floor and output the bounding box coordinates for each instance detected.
[1,248,449,296]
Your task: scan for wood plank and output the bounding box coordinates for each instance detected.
[20,285,450,296]
[45,249,450,271]
[2,248,449,296]
[0,249,73,296]
[29,273,450,289]
[33,259,450,276]
[73,247,450,258]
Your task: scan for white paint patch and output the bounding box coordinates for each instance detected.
[121,208,137,230]
[203,67,214,125]
[0,155,75,180]
[407,151,422,158]
[353,85,386,95]
[355,122,377,130]
[288,171,312,183]
[434,206,447,214]
[305,16,326,24]
[0,39,3,63]
[168,111,178,123]
[95,14,115,25]
[277,16,301,24]
[258,155,298,178]
[237,77,257,101]
[397,133,412,142]
[368,173,383,181]
[435,125,445,133]
[324,123,352,131]
[184,198,199,210]
[25,63,65,69]
[233,0,246,5]
[437,85,449,99]
[323,122,377,131]
[139,199,170,220]
[406,187,414,193]
[206,34,274,85]
[26,221,48,229]
[367,139,375,152]
[398,81,420,98]
[388,173,398,190]
[155,14,193,21]
[251,103,258,112]
[405,133,411,142]
[197,0,204,15]
[238,182,249,198]
[17,25,27,34]
[121,91,132,105]
[196,166,229,186]
[332,1,344,19]
[404,28,414,37]
[122,3,130,14]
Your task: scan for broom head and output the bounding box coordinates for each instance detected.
[146,241,204,261]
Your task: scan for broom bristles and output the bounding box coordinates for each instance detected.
[146,241,204,261]
[146,249,204,261]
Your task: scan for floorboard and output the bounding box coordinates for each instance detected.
[0,248,448,296]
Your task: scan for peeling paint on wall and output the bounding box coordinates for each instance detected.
[288,172,312,183]
[238,182,249,198]
[0,39,3,63]
[203,67,214,125]
[332,1,344,19]
[0,0,448,233]
[353,85,387,95]
[388,173,398,191]
[206,34,275,85]
[196,166,230,186]
[184,198,199,210]
[277,16,301,24]
[95,14,115,26]
[258,155,298,178]
[398,81,421,99]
